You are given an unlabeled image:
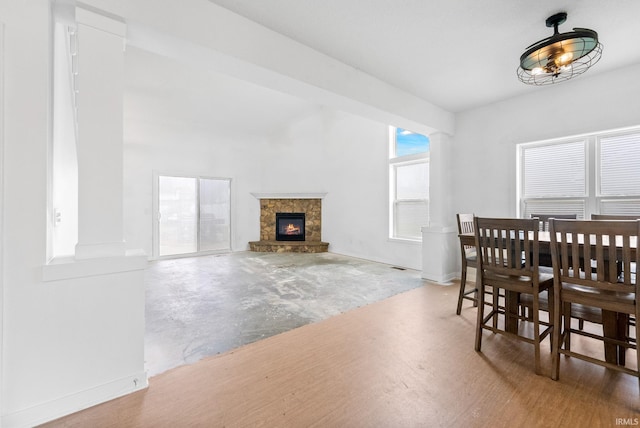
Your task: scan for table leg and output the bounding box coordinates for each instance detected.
[602,309,619,364]
[506,290,519,334]
[617,313,629,366]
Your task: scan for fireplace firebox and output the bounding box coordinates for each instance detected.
[276,213,305,241]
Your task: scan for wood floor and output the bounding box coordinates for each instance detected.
[42,281,638,427]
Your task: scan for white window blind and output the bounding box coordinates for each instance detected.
[523,141,585,198]
[395,200,429,239]
[396,162,429,199]
[599,132,640,196]
[600,199,640,215]
[522,199,586,220]
[519,127,640,219]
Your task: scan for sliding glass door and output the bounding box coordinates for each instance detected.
[157,175,230,257]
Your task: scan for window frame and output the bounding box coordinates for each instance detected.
[517,126,640,219]
[153,172,232,259]
[389,127,430,241]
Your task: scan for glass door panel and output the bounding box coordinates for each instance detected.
[199,178,231,251]
[158,176,197,256]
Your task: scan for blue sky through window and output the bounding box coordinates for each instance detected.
[395,128,429,157]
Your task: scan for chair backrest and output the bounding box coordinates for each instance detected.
[474,217,541,283]
[530,213,577,231]
[456,213,474,235]
[457,213,476,259]
[549,219,640,302]
[591,214,640,220]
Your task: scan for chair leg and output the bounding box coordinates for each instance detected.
[551,294,561,381]
[533,293,541,375]
[475,282,485,352]
[635,310,640,394]
[456,263,468,315]
[548,288,555,354]
[492,286,499,330]
[563,302,572,352]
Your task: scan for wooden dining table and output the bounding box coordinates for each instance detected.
[458,230,632,366]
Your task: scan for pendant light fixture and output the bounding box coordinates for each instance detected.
[517,12,603,85]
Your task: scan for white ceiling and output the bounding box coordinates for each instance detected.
[206,0,640,113]
[124,1,640,139]
[124,46,320,140]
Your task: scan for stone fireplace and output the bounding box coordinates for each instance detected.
[249,193,329,253]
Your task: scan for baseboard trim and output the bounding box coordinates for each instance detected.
[421,271,458,285]
[2,371,148,428]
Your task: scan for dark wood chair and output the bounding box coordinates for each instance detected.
[519,214,576,321]
[474,217,554,375]
[591,214,640,220]
[591,214,639,336]
[530,214,577,267]
[530,213,577,232]
[456,213,477,314]
[549,219,640,390]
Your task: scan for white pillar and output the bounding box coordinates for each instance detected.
[422,132,458,283]
[74,7,127,259]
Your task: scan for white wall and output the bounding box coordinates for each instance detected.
[1,2,147,426]
[451,63,640,221]
[123,134,266,256]
[124,104,423,269]
[262,109,422,269]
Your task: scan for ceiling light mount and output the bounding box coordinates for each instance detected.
[517,12,603,85]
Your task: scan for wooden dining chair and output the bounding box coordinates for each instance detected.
[456,213,478,314]
[591,214,640,220]
[549,219,640,389]
[530,213,577,232]
[591,214,639,335]
[474,217,554,375]
[518,214,577,321]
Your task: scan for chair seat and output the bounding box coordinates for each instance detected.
[561,282,635,314]
[484,271,553,292]
[520,293,602,324]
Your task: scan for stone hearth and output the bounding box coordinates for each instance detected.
[249,194,329,253]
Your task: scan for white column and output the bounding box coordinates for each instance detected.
[74,7,127,259]
[427,132,452,227]
[422,132,458,283]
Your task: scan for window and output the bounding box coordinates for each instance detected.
[49,19,79,259]
[518,127,640,218]
[389,127,430,240]
[155,175,231,257]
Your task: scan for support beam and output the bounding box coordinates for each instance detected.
[86,0,455,136]
[74,6,127,259]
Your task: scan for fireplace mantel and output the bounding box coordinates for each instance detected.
[251,192,327,200]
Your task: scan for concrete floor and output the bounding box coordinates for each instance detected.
[145,251,428,376]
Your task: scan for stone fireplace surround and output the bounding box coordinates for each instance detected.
[249,193,329,253]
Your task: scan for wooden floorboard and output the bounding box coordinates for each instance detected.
[41,281,639,427]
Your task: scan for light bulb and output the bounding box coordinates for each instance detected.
[557,51,574,66]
